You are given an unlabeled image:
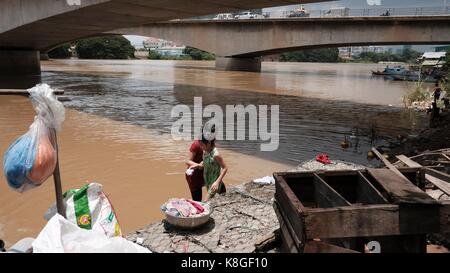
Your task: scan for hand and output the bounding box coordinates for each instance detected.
[210,181,220,192]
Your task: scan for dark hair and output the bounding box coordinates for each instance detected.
[435,82,439,87]
[201,124,216,145]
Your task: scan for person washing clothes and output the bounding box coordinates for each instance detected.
[185,138,205,202]
[199,124,227,200]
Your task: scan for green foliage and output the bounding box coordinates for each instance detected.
[148,49,162,60]
[76,35,135,59]
[403,81,430,106]
[356,49,422,64]
[279,48,339,63]
[48,43,72,59]
[183,47,215,60]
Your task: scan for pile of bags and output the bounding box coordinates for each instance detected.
[161,198,208,218]
[3,84,65,192]
[33,214,148,253]
[45,183,122,238]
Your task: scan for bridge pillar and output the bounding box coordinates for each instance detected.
[0,50,41,76]
[215,57,261,72]
[40,53,49,60]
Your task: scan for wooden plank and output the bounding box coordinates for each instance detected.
[273,202,300,253]
[0,89,64,95]
[396,155,422,168]
[371,148,412,182]
[442,154,450,161]
[304,240,359,253]
[424,168,450,183]
[356,172,388,204]
[425,174,450,196]
[313,174,351,208]
[303,204,440,239]
[367,168,437,205]
[440,201,450,235]
[274,175,306,244]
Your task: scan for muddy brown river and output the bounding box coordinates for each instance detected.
[0,60,429,246]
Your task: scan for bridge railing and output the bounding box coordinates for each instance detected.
[267,6,450,18]
[186,6,450,20]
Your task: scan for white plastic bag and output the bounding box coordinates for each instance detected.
[3,84,65,192]
[32,214,150,253]
[45,183,122,238]
[253,176,275,185]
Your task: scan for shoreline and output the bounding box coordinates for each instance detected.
[0,95,291,247]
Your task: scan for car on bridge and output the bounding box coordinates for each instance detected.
[213,13,234,20]
[234,11,261,19]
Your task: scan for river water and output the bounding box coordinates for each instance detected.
[0,60,428,246]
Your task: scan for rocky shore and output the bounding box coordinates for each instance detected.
[125,160,365,253]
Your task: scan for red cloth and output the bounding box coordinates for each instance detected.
[186,199,205,213]
[316,154,332,164]
[185,140,205,191]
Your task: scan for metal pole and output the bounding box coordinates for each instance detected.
[52,129,66,218]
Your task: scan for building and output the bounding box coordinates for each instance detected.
[338,46,387,58]
[143,37,186,56]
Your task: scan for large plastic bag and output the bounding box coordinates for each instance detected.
[32,214,150,253]
[45,183,122,238]
[3,84,65,192]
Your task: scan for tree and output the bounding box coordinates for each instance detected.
[76,35,135,59]
[279,48,339,63]
[183,47,215,60]
[48,43,72,59]
[148,49,162,60]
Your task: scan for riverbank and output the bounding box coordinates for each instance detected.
[125,158,449,253]
[387,111,450,156]
[0,95,291,247]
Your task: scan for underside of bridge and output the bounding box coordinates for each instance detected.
[118,16,450,72]
[0,0,327,76]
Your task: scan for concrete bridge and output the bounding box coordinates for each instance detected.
[117,16,450,72]
[0,0,323,75]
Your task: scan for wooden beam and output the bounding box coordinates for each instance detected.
[304,240,359,253]
[395,155,422,168]
[304,204,440,239]
[356,172,388,204]
[367,168,437,205]
[425,174,450,196]
[0,89,64,95]
[440,201,450,235]
[424,168,450,183]
[313,174,351,208]
[273,202,301,253]
[371,148,412,183]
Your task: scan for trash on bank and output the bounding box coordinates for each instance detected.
[44,183,122,237]
[252,176,275,185]
[32,214,150,253]
[3,84,65,192]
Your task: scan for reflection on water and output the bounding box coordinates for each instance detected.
[40,69,426,166]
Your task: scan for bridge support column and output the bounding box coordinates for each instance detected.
[215,57,261,72]
[0,50,41,76]
[40,53,49,60]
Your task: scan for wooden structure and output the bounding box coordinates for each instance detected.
[0,89,64,96]
[273,167,450,253]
